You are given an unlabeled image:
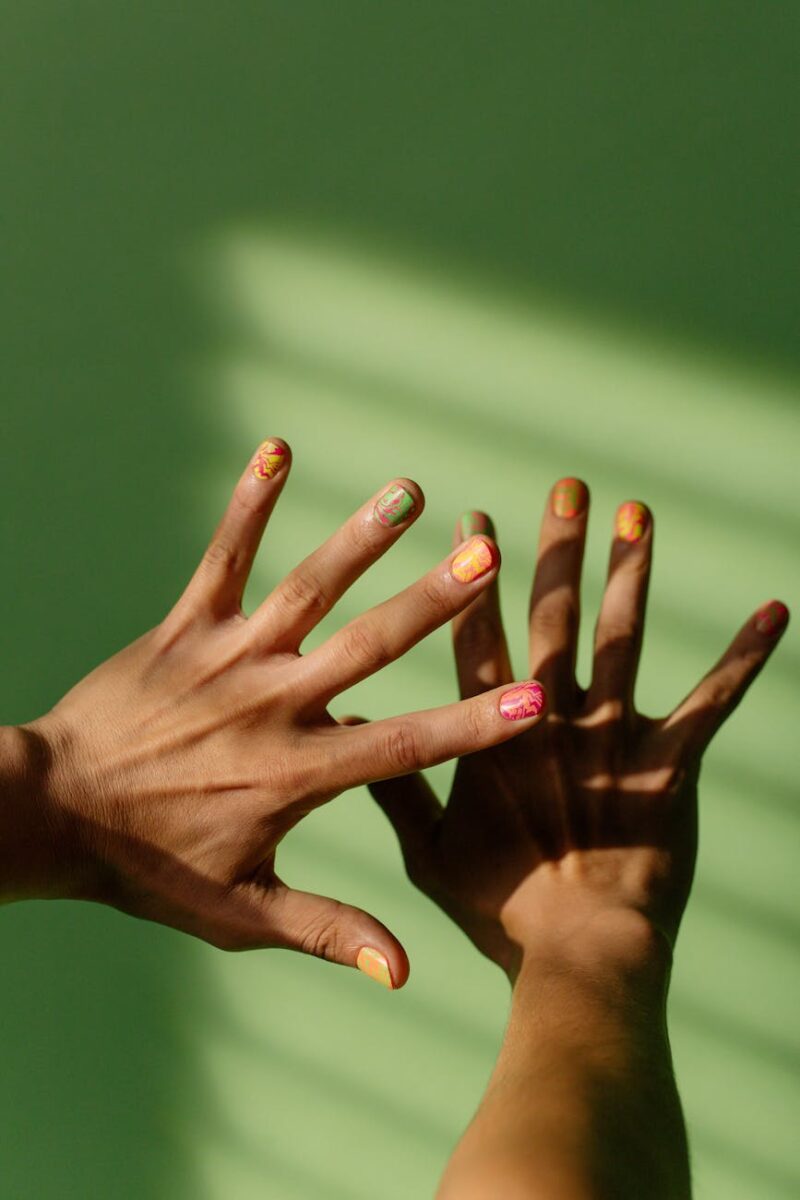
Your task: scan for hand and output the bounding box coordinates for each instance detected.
[368,484,789,980]
[1,440,547,988]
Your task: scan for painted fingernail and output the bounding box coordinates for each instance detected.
[551,477,588,519]
[356,947,394,990]
[374,484,416,527]
[253,439,288,480]
[499,682,546,721]
[459,510,496,540]
[753,600,789,636]
[451,536,496,583]
[615,501,649,543]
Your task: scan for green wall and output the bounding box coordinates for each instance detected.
[1,5,797,1198]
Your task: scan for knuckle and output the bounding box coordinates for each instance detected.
[461,701,487,746]
[531,602,576,637]
[419,574,447,613]
[383,723,424,774]
[203,538,238,572]
[597,625,637,659]
[301,911,344,962]
[279,568,329,616]
[341,620,392,671]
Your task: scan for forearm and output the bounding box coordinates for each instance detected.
[438,919,690,1200]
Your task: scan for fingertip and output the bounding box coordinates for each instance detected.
[753,599,790,637]
[252,436,292,481]
[456,510,496,542]
[356,943,410,991]
[497,680,547,722]
[551,477,589,520]
[451,535,501,584]
[614,500,652,544]
[373,477,424,528]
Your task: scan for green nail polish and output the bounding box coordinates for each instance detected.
[374,485,416,528]
[459,511,495,540]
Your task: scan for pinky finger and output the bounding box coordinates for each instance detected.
[325,680,547,794]
[664,600,789,753]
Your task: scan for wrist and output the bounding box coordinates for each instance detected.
[511,906,673,1011]
[0,720,86,902]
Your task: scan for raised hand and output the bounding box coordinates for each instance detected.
[368,481,789,979]
[0,441,547,988]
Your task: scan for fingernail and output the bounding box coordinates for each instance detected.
[459,510,495,540]
[356,947,394,990]
[253,439,288,480]
[451,536,496,583]
[374,484,416,527]
[615,501,649,543]
[499,682,546,721]
[754,600,789,636]
[551,477,588,519]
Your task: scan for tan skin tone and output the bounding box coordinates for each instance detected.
[0,440,548,988]
[366,480,788,1197]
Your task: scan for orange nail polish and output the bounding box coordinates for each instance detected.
[615,501,648,543]
[753,600,789,636]
[356,947,394,989]
[551,478,588,519]
[451,536,496,584]
[253,439,288,480]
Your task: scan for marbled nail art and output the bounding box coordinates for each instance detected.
[451,536,495,583]
[754,600,789,636]
[616,501,648,543]
[356,947,394,990]
[374,484,416,527]
[252,440,287,480]
[551,478,588,519]
[459,511,496,540]
[499,682,546,721]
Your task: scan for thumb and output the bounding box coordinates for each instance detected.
[268,884,409,990]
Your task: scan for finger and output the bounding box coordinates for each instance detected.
[339,716,443,878]
[266,884,409,989]
[296,535,501,705]
[664,600,789,754]
[177,438,291,620]
[528,478,590,710]
[451,513,513,699]
[321,680,547,794]
[248,479,423,651]
[587,500,653,714]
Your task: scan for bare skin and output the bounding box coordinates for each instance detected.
[0,440,547,988]
[366,481,788,1194]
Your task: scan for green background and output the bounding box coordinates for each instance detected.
[1,4,798,1197]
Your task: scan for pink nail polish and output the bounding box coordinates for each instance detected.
[499,682,546,721]
[615,501,649,543]
[356,947,394,989]
[253,439,288,480]
[753,600,789,636]
[451,536,496,584]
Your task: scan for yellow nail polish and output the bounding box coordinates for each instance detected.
[252,439,288,480]
[451,536,496,584]
[615,500,648,543]
[356,947,394,990]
